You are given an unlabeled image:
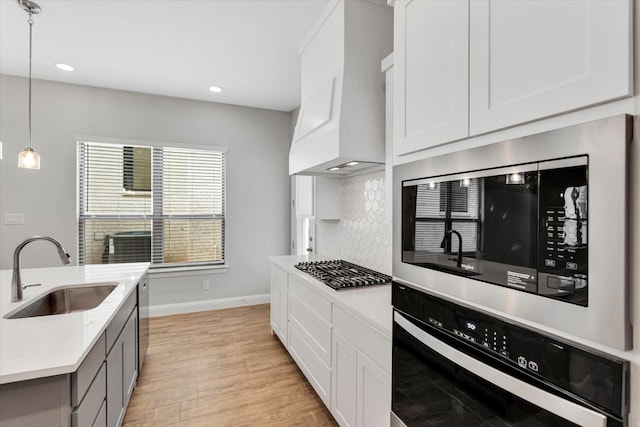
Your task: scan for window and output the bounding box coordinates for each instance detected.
[77,140,225,267]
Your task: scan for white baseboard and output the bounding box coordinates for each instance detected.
[149,293,270,317]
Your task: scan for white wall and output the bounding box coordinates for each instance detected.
[0,74,292,308]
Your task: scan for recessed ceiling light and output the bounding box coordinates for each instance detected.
[209,86,223,93]
[55,63,74,71]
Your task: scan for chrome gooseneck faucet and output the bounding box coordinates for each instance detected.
[440,229,463,269]
[12,235,71,302]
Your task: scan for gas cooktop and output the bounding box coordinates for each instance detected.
[294,260,392,290]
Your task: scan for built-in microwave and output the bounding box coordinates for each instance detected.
[393,115,632,350]
[401,156,588,305]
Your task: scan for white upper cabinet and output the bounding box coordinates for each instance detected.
[393,0,632,156]
[295,175,315,218]
[469,0,633,135]
[295,175,341,220]
[393,0,469,156]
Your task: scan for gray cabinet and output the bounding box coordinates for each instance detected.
[70,334,107,427]
[93,401,107,427]
[0,375,72,427]
[72,363,106,427]
[0,288,139,427]
[107,301,138,427]
[123,310,138,407]
[106,343,124,427]
[0,335,108,427]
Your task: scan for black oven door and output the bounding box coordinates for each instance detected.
[391,312,615,427]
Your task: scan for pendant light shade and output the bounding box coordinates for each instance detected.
[17,0,41,170]
[18,147,40,169]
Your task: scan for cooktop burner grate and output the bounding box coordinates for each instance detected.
[294,260,392,290]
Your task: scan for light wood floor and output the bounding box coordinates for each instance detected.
[123,304,338,427]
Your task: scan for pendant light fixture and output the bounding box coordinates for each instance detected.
[17,0,42,169]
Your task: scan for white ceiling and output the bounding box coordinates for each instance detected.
[0,0,331,112]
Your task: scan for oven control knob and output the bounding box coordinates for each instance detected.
[517,356,527,368]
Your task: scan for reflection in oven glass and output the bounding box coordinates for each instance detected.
[392,324,578,426]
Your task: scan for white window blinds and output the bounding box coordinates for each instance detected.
[78,141,225,267]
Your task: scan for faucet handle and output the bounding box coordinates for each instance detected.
[22,283,42,290]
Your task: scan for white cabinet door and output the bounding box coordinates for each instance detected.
[278,285,287,342]
[295,176,341,220]
[270,283,280,334]
[270,265,288,344]
[394,0,469,155]
[288,321,332,408]
[356,351,391,427]
[469,0,632,135]
[295,175,315,218]
[315,177,341,220]
[332,330,357,427]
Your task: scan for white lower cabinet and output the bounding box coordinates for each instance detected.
[332,307,391,427]
[356,350,391,427]
[269,261,391,426]
[286,274,333,407]
[331,330,358,427]
[289,294,332,365]
[288,321,332,407]
[270,265,288,344]
[331,330,392,427]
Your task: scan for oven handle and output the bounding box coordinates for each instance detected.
[394,312,607,427]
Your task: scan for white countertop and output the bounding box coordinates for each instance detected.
[0,263,149,384]
[269,255,392,339]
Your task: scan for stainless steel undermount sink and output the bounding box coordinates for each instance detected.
[5,283,118,319]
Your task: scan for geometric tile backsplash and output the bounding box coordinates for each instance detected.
[316,170,392,275]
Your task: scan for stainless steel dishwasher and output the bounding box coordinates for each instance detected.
[138,273,150,372]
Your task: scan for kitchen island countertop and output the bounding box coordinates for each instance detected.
[0,263,149,384]
[269,255,392,338]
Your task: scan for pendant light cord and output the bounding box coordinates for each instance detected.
[27,11,33,147]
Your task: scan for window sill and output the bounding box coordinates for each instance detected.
[148,264,229,278]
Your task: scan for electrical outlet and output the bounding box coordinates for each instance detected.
[202,280,210,290]
[4,213,24,225]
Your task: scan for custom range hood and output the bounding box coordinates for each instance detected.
[289,0,392,176]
